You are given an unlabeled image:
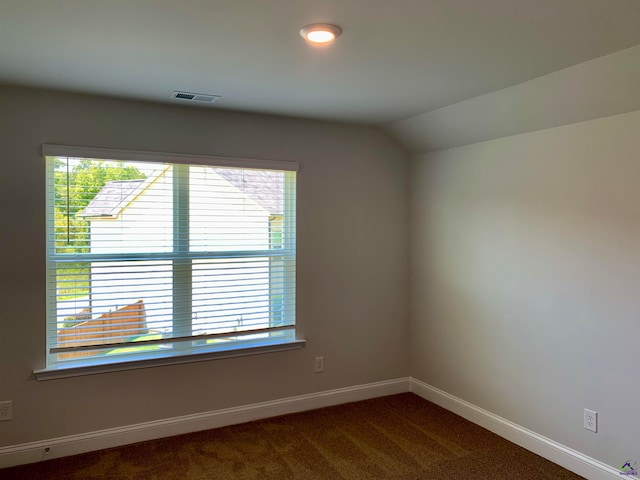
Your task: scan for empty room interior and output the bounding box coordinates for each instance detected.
[1,1,640,478]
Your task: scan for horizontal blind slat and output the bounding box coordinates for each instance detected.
[43,145,299,171]
[51,325,295,354]
[46,154,296,366]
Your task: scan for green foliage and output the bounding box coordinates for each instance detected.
[54,159,146,255]
[54,159,146,301]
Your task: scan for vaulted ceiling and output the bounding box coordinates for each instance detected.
[2,0,640,126]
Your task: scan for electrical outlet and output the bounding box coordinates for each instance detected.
[0,401,12,421]
[584,408,597,432]
[314,356,324,373]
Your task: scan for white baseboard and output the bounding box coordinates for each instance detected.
[0,376,620,480]
[0,377,410,469]
[409,377,620,480]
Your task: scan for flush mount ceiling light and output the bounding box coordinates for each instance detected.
[299,23,342,44]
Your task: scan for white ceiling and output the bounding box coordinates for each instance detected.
[2,0,640,125]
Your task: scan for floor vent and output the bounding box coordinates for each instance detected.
[170,91,221,103]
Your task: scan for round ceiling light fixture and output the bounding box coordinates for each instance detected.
[299,23,342,44]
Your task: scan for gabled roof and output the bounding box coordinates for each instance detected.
[78,179,145,218]
[79,167,284,218]
[215,169,283,215]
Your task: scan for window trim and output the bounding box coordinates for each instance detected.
[42,145,300,172]
[34,339,306,381]
[36,145,301,380]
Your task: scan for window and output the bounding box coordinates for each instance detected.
[40,145,299,377]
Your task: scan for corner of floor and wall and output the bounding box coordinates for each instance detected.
[2,44,640,480]
[401,43,640,480]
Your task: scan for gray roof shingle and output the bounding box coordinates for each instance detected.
[79,168,284,218]
[215,168,283,215]
[78,179,145,217]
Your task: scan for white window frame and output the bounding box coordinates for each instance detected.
[35,145,303,380]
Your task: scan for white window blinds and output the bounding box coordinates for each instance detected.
[44,145,297,369]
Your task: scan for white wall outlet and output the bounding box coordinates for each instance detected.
[0,401,12,421]
[584,408,597,432]
[314,356,324,373]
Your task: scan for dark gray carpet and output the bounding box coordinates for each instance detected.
[1,393,584,479]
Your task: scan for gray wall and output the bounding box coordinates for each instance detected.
[0,85,409,445]
[410,109,640,467]
[4,63,636,472]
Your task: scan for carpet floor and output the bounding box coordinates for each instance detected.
[1,393,584,479]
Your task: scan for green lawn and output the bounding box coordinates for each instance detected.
[106,333,163,355]
[57,265,90,301]
[104,333,228,356]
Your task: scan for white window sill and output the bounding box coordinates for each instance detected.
[34,339,306,381]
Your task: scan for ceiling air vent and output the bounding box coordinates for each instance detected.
[170,91,221,103]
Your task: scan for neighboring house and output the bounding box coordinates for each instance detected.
[73,165,284,343]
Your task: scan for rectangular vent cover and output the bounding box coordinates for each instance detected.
[171,91,220,103]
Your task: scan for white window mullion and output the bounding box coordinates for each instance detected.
[173,164,192,343]
[45,158,57,367]
[282,171,296,334]
[42,148,298,373]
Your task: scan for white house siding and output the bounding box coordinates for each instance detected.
[89,168,174,254]
[86,165,273,339]
[189,166,270,252]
